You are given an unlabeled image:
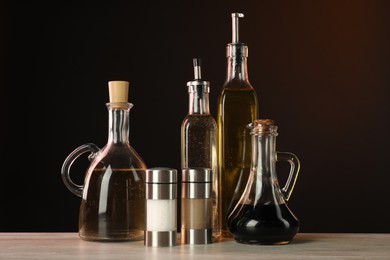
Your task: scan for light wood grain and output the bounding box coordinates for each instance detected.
[0,233,389,259]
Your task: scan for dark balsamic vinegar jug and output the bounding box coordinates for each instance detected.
[227,119,300,245]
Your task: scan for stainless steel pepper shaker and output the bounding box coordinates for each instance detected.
[181,168,212,244]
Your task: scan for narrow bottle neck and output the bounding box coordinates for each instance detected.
[226,55,249,82]
[189,91,210,115]
[251,134,277,179]
[251,133,285,205]
[107,104,131,144]
[226,44,250,83]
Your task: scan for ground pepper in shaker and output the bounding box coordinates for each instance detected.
[145,167,177,247]
[181,168,212,244]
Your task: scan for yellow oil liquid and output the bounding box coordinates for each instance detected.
[217,87,258,237]
[181,114,218,236]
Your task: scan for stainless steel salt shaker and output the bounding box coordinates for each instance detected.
[145,167,177,247]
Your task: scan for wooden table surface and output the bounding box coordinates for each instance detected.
[0,233,389,259]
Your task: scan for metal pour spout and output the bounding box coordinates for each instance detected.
[193,58,202,80]
[231,13,244,43]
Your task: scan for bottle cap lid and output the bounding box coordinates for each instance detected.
[108,81,129,103]
[248,119,278,136]
[182,168,212,183]
[226,43,248,57]
[146,167,177,183]
[186,58,210,93]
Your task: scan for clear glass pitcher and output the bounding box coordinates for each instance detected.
[227,119,300,245]
[61,81,147,241]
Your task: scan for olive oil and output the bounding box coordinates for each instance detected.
[182,114,217,168]
[181,58,218,236]
[217,13,259,238]
[218,87,258,237]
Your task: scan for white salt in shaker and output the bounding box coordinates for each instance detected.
[145,167,177,247]
[181,168,212,244]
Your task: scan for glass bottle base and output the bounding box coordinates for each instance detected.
[234,238,292,245]
[79,231,144,242]
[228,204,299,245]
[219,230,234,238]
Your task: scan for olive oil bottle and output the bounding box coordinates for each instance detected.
[217,13,259,238]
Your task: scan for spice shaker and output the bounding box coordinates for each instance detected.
[145,167,178,247]
[181,168,212,244]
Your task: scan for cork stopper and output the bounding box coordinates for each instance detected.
[108,80,129,103]
[248,119,278,136]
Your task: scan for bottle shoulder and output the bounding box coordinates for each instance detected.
[94,143,147,169]
[222,78,254,90]
[218,87,258,101]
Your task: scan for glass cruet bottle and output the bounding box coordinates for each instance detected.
[217,13,259,238]
[181,58,218,237]
[227,119,300,245]
[61,80,147,241]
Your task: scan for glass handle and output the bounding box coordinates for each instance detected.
[276,151,300,202]
[61,143,100,197]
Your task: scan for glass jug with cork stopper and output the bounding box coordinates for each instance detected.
[227,119,300,245]
[61,81,147,241]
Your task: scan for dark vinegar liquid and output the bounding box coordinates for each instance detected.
[228,204,299,245]
[79,168,145,241]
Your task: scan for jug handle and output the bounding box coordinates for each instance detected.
[276,151,300,202]
[61,143,100,197]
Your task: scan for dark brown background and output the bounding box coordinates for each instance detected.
[1,1,389,232]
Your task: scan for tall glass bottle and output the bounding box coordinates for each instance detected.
[217,13,259,238]
[61,81,147,241]
[181,58,218,237]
